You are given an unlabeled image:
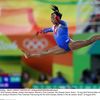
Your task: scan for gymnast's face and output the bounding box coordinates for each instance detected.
[51,13,59,25]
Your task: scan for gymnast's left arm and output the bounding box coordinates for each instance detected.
[36,27,53,36]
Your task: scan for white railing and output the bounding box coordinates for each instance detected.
[76,0,95,33]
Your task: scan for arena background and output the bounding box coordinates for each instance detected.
[0,0,100,88]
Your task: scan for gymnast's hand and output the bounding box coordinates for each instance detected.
[36,29,47,36]
[21,49,31,58]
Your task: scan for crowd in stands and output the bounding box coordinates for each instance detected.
[21,68,100,88]
[21,71,69,88]
[84,0,100,33]
[1,67,100,88]
[80,68,100,84]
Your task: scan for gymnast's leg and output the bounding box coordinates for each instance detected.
[69,35,100,50]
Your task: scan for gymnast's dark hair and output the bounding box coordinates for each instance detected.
[51,5,62,19]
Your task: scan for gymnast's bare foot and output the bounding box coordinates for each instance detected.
[90,35,100,42]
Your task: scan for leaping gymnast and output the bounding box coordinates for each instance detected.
[24,5,100,58]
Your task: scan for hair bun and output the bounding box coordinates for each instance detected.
[51,5,59,12]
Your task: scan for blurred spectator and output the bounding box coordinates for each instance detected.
[96,73,100,83]
[50,71,68,84]
[21,71,35,88]
[84,0,100,33]
[93,0,100,15]
[96,68,100,83]
[80,69,98,84]
[37,73,49,84]
[80,69,93,83]
[84,14,100,33]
